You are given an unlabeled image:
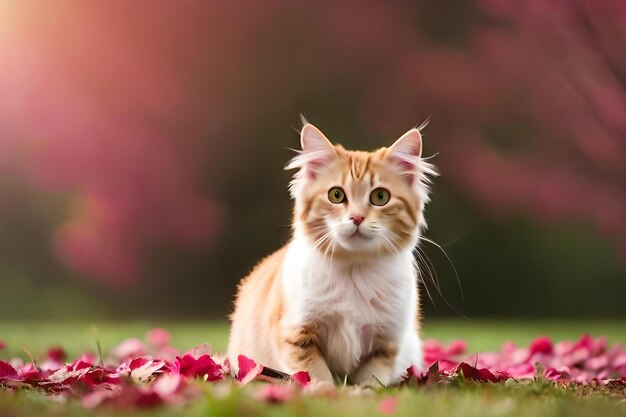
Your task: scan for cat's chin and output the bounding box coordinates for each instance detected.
[334,234,382,255]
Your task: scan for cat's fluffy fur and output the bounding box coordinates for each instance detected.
[228,122,437,388]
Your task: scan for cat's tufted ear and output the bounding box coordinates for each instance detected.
[388,128,422,160]
[300,123,335,156]
[386,128,423,185]
[285,124,337,180]
[300,123,336,164]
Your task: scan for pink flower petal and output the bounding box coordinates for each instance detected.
[0,361,17,377]
[406,365,424,380]
[236,355,263,384]
[437,359,459,372]
[505,363,535,378]
[186,343,213,358]
[292,371,311,387]
[529,336,553,355]
[154,346,179,362]
[613,352,626,368]
[446,340,467,356]
[0,332,624,408]
[46,347,67,362]
[128,357,150,371]
[130,359,166,383]
[253,384,295,403]
[82,390,119,408]
[79,352,96,364]
[574,334,593,351]
[112,338,147,360]
[378,396,397,415]
[457,362,503,383]
[153,373,183,397]
[147,328,171,349]
[554,340,575,356]
[48,360,92,383]
[173,354,223,381]
[586,355,609,371]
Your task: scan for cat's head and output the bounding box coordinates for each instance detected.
[286,121,437,258]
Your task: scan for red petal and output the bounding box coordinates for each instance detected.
[174,354,223,380]
[128,357,150,371]
[46,346,67,362]
[446,340,468,356]
[291,371,311,387]
[236,355,263,384]
[406,364,424,380]
[0,361,17,379]
[529,336,553,355]
[457,362,502,383]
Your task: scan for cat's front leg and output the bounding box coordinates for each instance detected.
[351,335,398,387]
[280,324,335,394]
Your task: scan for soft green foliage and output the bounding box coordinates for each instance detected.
[1,321,625,417]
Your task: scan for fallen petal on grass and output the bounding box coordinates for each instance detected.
[292,371,311,387]
[174,354,223,381]
[147,328,171,349]
[1,331,625,409]
[378,395,397,415]
[253,383,296,403]
[111,338,147,361]
[237,355,264,384]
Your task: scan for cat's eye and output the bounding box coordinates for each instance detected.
[370,188,390,206]
[328,187,346,204]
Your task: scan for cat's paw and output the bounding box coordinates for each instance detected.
[304,380,337,397]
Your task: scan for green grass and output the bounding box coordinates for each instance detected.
[1,320,625,417]
[2,319,626,359]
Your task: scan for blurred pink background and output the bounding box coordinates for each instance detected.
[0,0,624,318]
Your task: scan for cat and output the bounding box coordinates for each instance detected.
[227,121,437,391]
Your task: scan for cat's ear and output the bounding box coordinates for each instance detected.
[300,123,336,160]
[388,128,422,160]
[386,128,423,184]
[285,123,337,180]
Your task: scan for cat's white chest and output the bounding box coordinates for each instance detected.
[282,238,417,376]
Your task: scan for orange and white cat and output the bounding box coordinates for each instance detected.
[228,122,437,389]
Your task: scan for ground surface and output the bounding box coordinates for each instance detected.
[1,320,625,416]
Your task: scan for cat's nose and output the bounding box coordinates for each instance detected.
[350,215,365,226]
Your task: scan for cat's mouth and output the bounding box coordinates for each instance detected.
[349,228,369,239]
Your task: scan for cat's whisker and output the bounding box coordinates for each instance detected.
[379,235,395,254]
[413,248,440,308]
[414,240,468,319]
[309,232,333,283]
[313,235,330,251]
[420,236,464,300]
[415,246,442,294]
[415,256,437,308]
[312,231,332,251]
[379,231,400,255]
